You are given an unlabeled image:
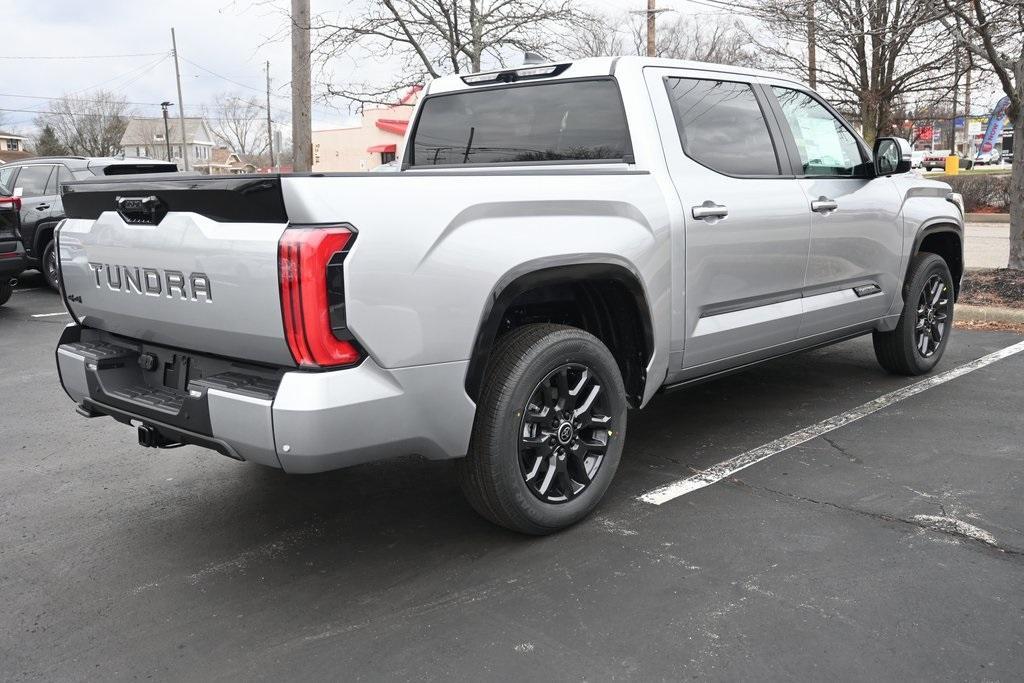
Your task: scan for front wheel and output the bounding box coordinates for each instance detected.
[457,324,627,535]
[42,240,59,291]
[873,252,954,375]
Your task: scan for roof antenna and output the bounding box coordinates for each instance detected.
[522,51,547,65]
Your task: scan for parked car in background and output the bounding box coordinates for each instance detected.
[974,149,1002,165]
[0,156,177,290]
[910,150,925,168]
[921,151,975,171]
[1002,149,1014,165]
[0,180,26,306]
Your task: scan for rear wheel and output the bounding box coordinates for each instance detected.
[41,240,58,291]
[0,281,11,306]
[457,323,627,535]
[873,252,954,375]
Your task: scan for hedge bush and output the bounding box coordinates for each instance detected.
[934,173,1011,212]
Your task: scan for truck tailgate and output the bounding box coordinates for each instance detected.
[58,176,295,367]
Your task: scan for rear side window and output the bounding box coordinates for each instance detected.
[665,78,780,176]
[0,166,15,190]
[15,165,54,197]
[410,79,631,166]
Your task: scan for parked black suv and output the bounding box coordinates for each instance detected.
[0,179,25,306]
[0,157,177,289]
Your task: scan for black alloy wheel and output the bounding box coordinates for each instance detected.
[914,274,950,358]
[519,363,612,504]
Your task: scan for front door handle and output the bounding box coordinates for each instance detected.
[692,201,729,221]
[810,196,838,214]
[35,203,50,211]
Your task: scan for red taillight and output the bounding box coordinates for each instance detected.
[0,196,21,211]
[278,226,360,368]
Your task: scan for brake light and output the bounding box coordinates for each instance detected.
[0,196,21,211]
[278,226,361,368]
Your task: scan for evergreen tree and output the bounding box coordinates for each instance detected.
[33,125,67,156]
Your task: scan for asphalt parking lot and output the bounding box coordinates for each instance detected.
[2,274,1023,681]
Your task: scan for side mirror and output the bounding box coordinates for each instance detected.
[873,137,912,175]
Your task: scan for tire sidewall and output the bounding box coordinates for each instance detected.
[486,330,627,531]
[42,240,59,291]
[900,254,954,373]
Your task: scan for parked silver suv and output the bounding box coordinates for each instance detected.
[54,57,963,534]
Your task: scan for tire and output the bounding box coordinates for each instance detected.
[41,240,59,291]
[0,281,11,306]
[873,252,954,375]
[457,323,628,535]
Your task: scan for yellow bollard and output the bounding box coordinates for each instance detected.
[945,155,959,175]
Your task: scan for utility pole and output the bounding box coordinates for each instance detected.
[160,101,173,162]
[646,0,657,57]
[170,28,190,172]
[962,52,972,156]
[950,47,960,155]
[265,60,275,171]
[291,0,312,173]
[807,0,817,88]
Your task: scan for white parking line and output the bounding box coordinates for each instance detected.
[31,311,69,318]
[639,339,1024,506]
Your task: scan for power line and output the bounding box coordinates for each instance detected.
[0,52,167,60]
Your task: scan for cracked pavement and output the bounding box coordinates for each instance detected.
[2,276,1023,681]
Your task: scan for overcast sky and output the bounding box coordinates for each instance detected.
[3,0,1000,141]
[2,0,727,139]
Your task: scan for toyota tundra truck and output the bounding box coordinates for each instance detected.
[54,57,964,534]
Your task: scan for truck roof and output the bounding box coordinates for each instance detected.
[426,56,805,95]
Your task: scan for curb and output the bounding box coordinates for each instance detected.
[966,213,1010,224]
[956,304,1024,324]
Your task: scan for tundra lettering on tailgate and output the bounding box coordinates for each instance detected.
[86,263,212,302]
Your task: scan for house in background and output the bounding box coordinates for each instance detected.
[0,130,32,165]
[312,86,421,172]
[194,147,263,175]
[119,117,216,170]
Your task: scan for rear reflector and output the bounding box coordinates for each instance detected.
[278,226,360,368]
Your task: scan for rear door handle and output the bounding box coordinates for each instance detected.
[810,197,838,214]
[692,201,728,221]
[35,204,50,211]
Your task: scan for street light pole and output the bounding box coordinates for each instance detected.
[160,101,173,162]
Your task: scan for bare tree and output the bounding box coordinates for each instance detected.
[35,91,131,157]
[310,0,589,106]
[205,93,271,156]
[933,0,1023,269]
[746,0,959,143]
[627,14,759,67]
[566,11,758,67]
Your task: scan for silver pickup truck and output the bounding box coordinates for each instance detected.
[54,57,964,534]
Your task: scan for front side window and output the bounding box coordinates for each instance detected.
[15,165,54,197]
[772,87,866,176]
[410,79,631,166]
[665,77,780,176]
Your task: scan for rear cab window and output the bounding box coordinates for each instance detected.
[408,79,632,167]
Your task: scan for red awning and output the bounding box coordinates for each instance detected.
[367,143,397,153]
[374,118,409,136]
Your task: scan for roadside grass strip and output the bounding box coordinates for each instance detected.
[639,339,1024,505]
